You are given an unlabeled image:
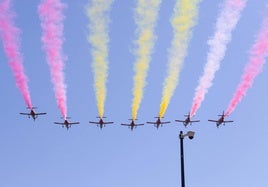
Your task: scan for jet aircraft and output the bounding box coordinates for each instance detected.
[20,107,46,121]
[89,116,114,129]
[54,117,80,130]
[175,112,200,127]
[208,111,233,128]
[147,116,170,129]
[121,119,144,131]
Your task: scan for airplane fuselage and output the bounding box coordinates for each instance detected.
[27,110,37,120]
[63,120,70,129]
[155,119,161,128]
[130,121,135,129]
[217,117,224,125]
[98,121,104,129]
[184,117,190,125]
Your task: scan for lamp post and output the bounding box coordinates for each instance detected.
[179,131,195,187]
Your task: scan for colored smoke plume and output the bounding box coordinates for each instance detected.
[159,0,201,118]
[0,0,32,108]
[226,16,268,115]
[190,0,247,117]
[38,0,67,119]
[131,0,161,120]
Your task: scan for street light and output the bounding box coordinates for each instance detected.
[179,131,195,187]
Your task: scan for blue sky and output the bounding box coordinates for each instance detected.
[0,0,268,186]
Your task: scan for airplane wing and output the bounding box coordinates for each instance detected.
[190,120,200,123]
[69,122,79,125]
[208,120,218,122]
[161,122,170,124]
[147,122,156,124]
[175,120,185,122]
[121,124,131,126]
[89,121,99,124]
[36,112,46,115]
[20,113,29,115]
[223,120,233,123]
[135,124,144,126]
[54,122,64,125]
[103,122,114,124]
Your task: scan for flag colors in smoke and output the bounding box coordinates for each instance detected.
[226,15,268,115]
[190,0,247,117]
[159,0,201,118]
[38,0,67,119]
[131,0,161,120]
[0,0,32,108]
[86,0,113,118]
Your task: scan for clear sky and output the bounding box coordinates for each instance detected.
[0,0,268,187]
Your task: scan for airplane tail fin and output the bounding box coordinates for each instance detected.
[218,111,227,117]
[97,116,107,118]
[27,106,37,109]
[184,111,191,117]
[62,116,71,119]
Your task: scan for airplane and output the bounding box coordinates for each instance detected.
[208,111,233,128]
[147,116,170,129]
[89,116,114,129]
[175,112,200,127]
[121,119,144,131]
[20,107,46,121]
[54,117,80,130]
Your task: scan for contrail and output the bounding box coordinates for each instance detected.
[190,0,247,117]
[86,0,113,118]
[226,16,268,116]
[0,0,32,108]
[131,0,161,120]
[38,0,67,119]
[159,0,201,118]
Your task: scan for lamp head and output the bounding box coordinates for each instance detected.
[180,131,195,139]
[186,131,195,139]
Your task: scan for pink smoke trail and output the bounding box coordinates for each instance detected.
[225,17,268,116]
[190,0,247,117]
[0,0,32,108]
[38,0,67,119]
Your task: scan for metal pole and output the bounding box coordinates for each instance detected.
[179,131,185,187]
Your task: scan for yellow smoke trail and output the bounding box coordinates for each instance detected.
[159,0,201,118]
[86,0,113,117]
[132,0,161,120]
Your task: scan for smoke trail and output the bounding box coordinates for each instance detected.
[190,0,247,117]
[226,16,268,116]
[0,0,32,108]
[131,0,161,120]
[159,0,201,118]
[38,0,67,119]
[86,0,113,118]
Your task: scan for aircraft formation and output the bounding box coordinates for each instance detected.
[20,107,233,130]
[1,0,267,129]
